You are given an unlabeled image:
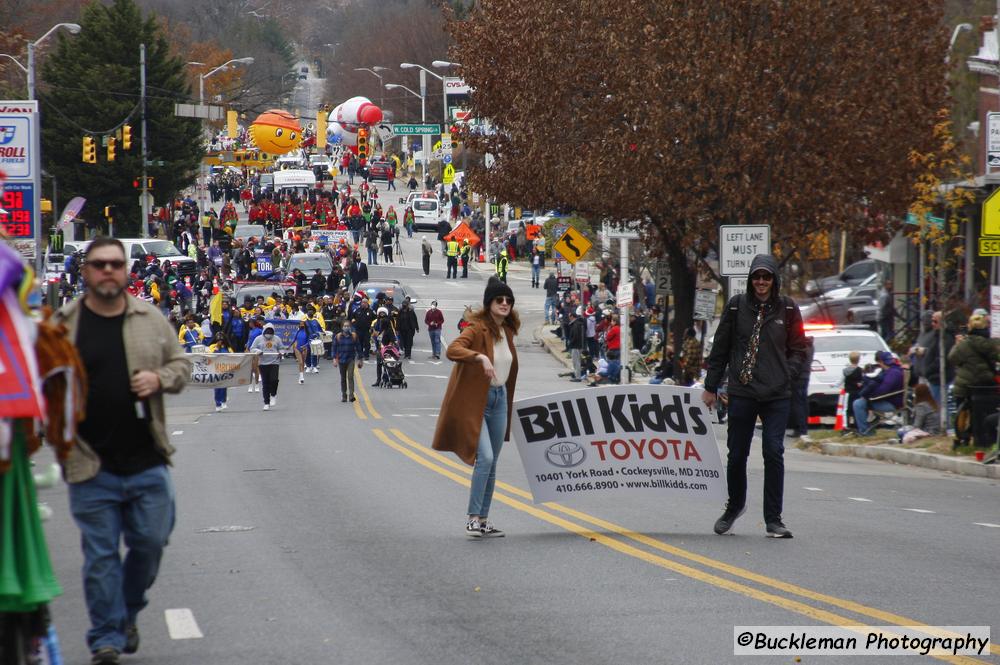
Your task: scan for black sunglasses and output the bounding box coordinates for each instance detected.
[493,296,514,305]
[87,259,126,271]
[750,272,774,282]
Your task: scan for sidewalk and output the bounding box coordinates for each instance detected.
[533,320,999,480]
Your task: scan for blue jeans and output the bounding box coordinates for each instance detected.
[531,264,541,284]
[853,397,896,435]
[69,466,176,652]
[544,297,556,324]
[429,329,442,357]
[213,387,227,406]
[367,247,378,265]
[467,385,507,517]
[725,396,790,523]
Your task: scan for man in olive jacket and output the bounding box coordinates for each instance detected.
[702,254,807,539]
[53,237,189,664]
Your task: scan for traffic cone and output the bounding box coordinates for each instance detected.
[833,389,847,431]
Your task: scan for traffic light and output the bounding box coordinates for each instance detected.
[356,127,368,161]
[107,137,117,162]
[82,136,96,163]
[122,125,132,150]
[103,206,112,218]
[132,177,154,189]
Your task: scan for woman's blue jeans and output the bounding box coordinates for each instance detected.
[467,385,507,517]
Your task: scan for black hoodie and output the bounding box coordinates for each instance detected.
[704,254,807,401]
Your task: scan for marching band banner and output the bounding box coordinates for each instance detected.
[188,353,254,388]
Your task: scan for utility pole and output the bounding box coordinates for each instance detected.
[140,43,150,238]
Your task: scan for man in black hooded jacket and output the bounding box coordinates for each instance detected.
[703,254,807,539]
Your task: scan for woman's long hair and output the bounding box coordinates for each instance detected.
[471,305,521,341]
[913,383,938,410]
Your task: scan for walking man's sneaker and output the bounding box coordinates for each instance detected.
[91,646,121,664]
[766,521,793,538]
[124,624,140,654]
[465,518,483,537]
[713,506,746,535]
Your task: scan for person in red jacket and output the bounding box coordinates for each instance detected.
[424,300,445,359]
[603,312,621,383]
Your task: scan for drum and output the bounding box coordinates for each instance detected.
[309,339,325,356]
[320,331,334,343]
[190,344,207,354]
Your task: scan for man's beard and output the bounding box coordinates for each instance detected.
[90,282,125,300]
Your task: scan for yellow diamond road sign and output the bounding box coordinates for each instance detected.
[983,187,1000,237]
[554,226,592,264]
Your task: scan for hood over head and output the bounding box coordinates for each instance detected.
[747,254,781,298]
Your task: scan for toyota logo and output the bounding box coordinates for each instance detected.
[545,441,586,468]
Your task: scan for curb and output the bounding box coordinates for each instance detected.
[817,440,1000,480]
[534,322,574,370]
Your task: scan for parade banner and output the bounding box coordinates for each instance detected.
[311,229,351,245]
[510,385,727,504]
[188,353,254,388]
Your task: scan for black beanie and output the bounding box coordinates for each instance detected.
[483,276,514,308]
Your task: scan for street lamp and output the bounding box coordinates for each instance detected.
[400,63,447,127]
[199,57,254,104]
[190,57,254,218]
[26,23,81,100]
[945,23,974,65]
[355,66,388,107]
[385,82,426,180]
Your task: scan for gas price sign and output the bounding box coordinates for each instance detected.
[0,182,34,238]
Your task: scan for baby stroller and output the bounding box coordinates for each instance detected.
[378,343,407,388]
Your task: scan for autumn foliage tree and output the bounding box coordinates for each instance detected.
[451,0,948,348]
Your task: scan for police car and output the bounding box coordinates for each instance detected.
[805,324,891,418]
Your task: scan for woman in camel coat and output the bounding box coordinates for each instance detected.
[433,277,520,538]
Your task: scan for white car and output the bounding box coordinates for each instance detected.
[806,325,890,418]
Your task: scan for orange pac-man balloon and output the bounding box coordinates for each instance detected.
[249,109,302,155]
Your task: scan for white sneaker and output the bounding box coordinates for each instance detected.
[313,366,319,373]
[271,396,277,406]
[299,372,304,383]
[262,404,270,411]
[248,384,254,393]
[215,406,222,412]
[221,402,228,410]
[255,384,260,392]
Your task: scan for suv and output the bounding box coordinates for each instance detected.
[806,326,890,418]
[119,239,198,278]
[805,259,887,297]
[411,197,444,231]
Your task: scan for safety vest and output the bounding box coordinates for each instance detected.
[446,240,459,257]
[496,256,508,276]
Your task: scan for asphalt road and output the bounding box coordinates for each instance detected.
[34,217,1000,665]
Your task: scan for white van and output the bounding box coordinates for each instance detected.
[411,197,444,231]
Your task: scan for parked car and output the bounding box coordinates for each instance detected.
[368,160,394,182]
[805,259,887,296]
[806,326,891,417]
[799,280,879,328]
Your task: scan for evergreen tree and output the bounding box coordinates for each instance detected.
[40,0,202,236]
